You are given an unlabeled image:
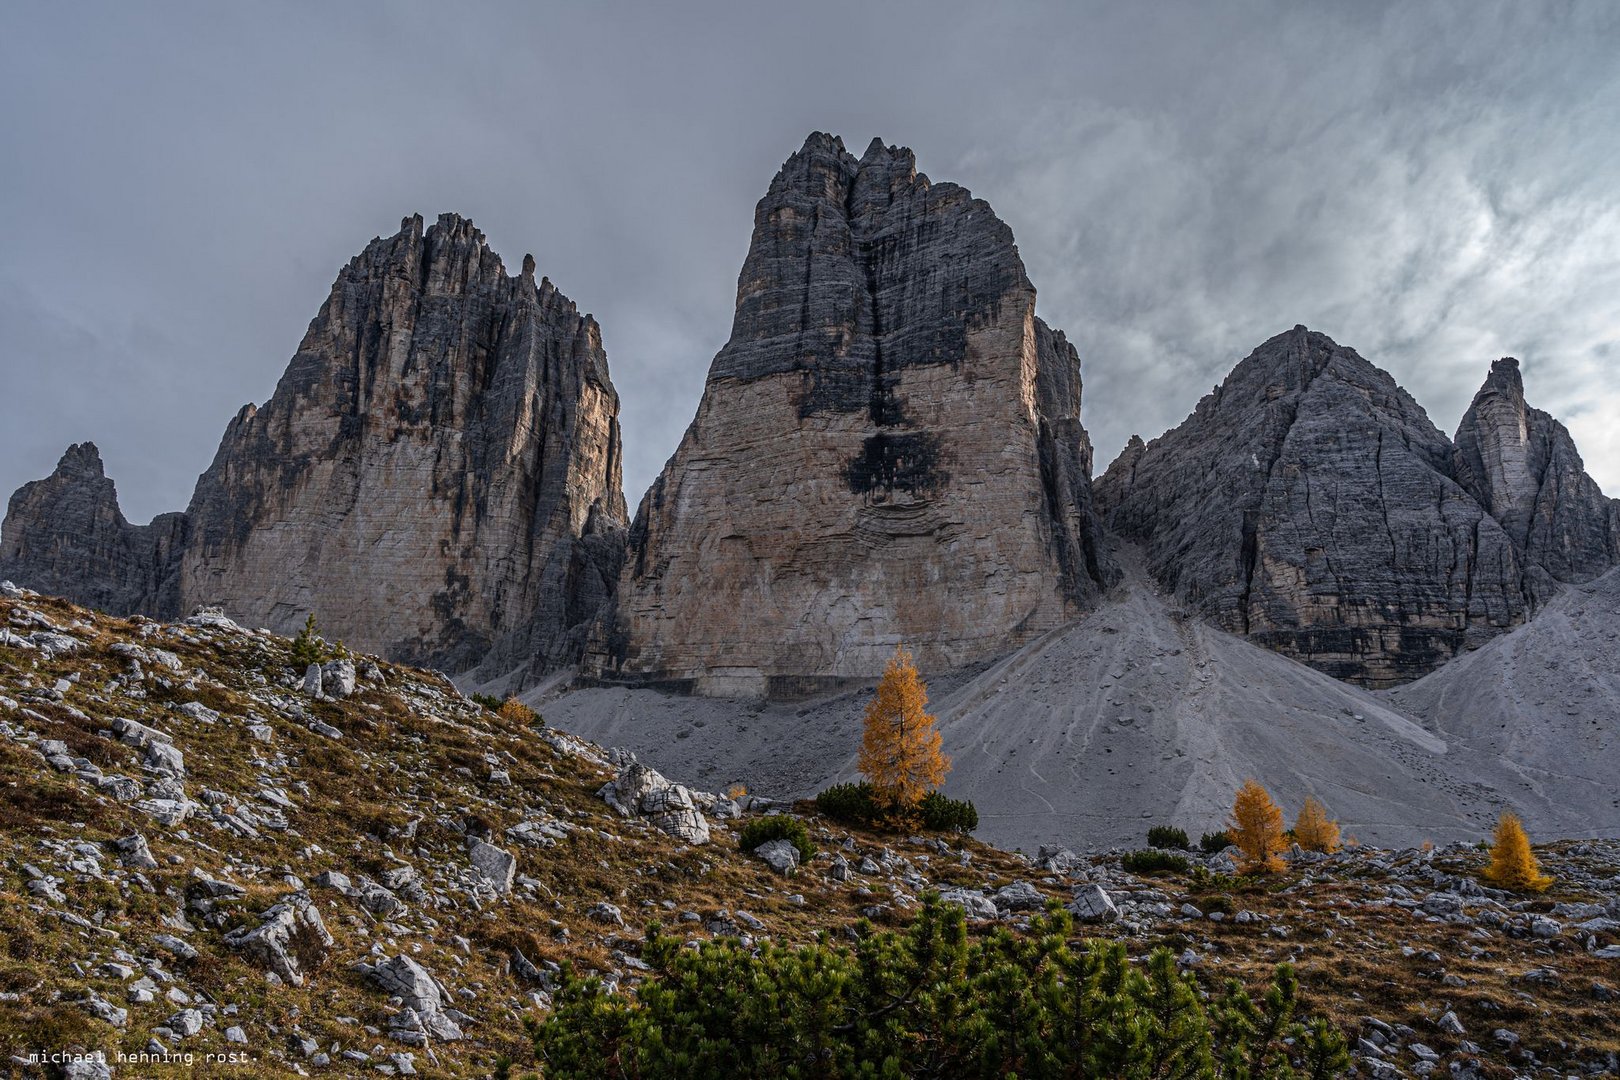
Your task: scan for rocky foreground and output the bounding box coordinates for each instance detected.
[1,585,1618,1079]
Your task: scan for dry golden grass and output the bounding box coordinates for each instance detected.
[1,592,1616,1076]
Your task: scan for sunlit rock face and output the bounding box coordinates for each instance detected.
[179,213,628,675]
[4,214,628,679]
[588,134,1115,697]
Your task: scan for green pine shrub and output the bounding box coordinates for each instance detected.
[814,781,978,834]
[1148,825,1191,850]
[814,781,880,826]
[738,815,814,865]
[289,614,328,670]
[1201,830,1233,854]
[917,789,978,832]
[1122,849,1192,875]
[532,896,1351,1078]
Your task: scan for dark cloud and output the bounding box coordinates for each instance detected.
[3,0,1616,523]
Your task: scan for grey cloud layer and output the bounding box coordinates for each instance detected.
[2,0,1616,523]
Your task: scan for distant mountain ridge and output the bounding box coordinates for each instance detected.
[4,136,1616,696]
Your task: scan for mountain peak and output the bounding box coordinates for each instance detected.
[591,131,1112,694]
[53,441,105,480]
[1479,355,1526,400]
[1454,354,1618,580]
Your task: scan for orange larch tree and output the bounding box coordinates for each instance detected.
[1293,795,1342,854]
[1481,811,1551,892]
[859,645,950,810]
[1228,779,1286,873]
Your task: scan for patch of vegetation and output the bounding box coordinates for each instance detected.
[289,613,338,670]
[1148,825,1191,850]
[815,780,880,824]
[496,697,540,727]
[1122,849,1191,875]
[1192,892,1235,916]
[533,897,1351,1078]
[470,692,504,711]
[918,789,978,832]
[1200,830,1233,853]
[738,815,815,865]
[814,781,977,834]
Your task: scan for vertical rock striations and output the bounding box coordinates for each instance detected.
[588,133,1115,697]
[1096,326,1526,687]
[1098,328,1619,687]
[179,213,628,674]
[1452,356,1619,586]
[0,443,188,616]
[2,215,628,678]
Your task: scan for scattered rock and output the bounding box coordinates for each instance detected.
[1067,884,1120,923]
[222,894,333,986]
[322,659,357,698]
[468,840,516,895]
[993,881,1044,912]
[366,955,464,1041]
[587,902,625,927]
[940,888,999,920]
[753,838,801,875]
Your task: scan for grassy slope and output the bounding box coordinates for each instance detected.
[0,591,1616,1078]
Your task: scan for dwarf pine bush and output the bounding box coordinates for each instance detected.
[1122,848,1192,875]
[289,614,327,670]
[533,896,1351,1079]
[815,780,978,834]
[738,815,814,865]
[1149,824,1192,850]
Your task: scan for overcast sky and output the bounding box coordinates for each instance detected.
[3,1,1618,523]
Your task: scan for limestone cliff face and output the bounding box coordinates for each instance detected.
[2,215,627,677]
[588,134,1115,696]
[0,443,188,617]
[1452,357,1619,585]
[179,213,628,673]
[1096,327,1526,688]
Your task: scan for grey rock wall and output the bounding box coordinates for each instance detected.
[1097,326,1615,686]
[588,133,1115,696]
[0,443,187,617]
[1452,356,1619,586]
[2,215,628,679]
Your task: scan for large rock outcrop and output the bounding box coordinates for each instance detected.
[178,213,627,673]
[0,443,188,616]
[1096,326,1527,687]
[2,214,628,677]
[587,133,1114,697]
[1452,357,1619,585]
